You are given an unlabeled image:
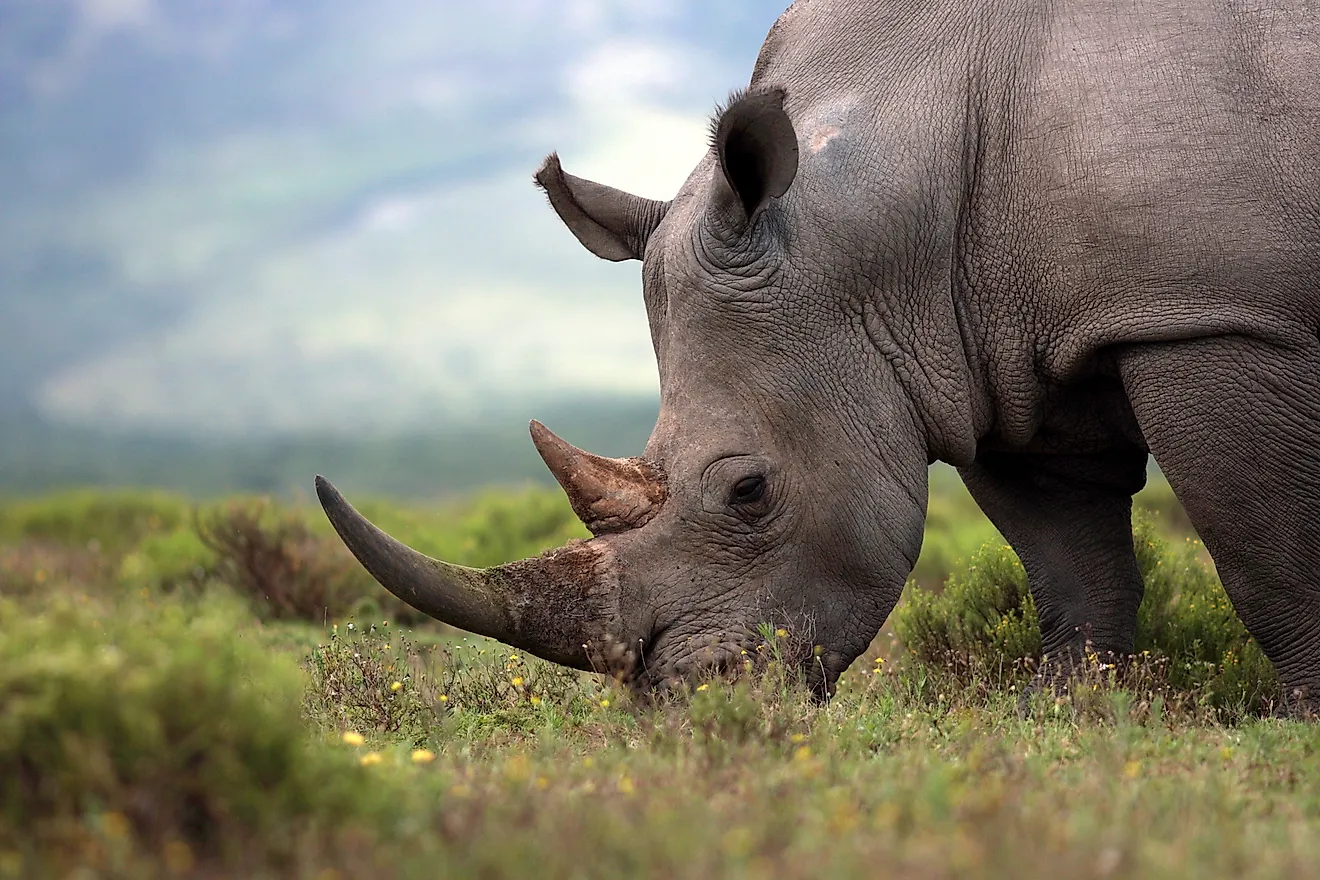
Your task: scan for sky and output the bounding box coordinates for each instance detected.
[2,0,793,435]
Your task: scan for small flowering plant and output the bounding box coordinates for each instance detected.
[304,620,435,742]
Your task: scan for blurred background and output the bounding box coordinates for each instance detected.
[1,0,791,497]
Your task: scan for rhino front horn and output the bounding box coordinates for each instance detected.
[529,420,668,534]
[315,476,620,670]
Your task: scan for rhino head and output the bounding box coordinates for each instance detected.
[318,89,932,698]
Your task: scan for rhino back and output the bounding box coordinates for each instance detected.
[752,0,1320,403]
[1020,0,1320,366]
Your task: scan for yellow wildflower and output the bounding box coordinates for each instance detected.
[794,746,813,762]
[617,776,635,794]
[438,694,449,703]
[163,840,194,873]
[775,628,789,638]
[341,731,365,747]
[696,684,709,692]
[600,699,611,708]
[391,681,403,692]
[410,749,436,764]
[360,752,384,767]
[101,811,130,839]
[530,695,542,707]
[511,676,525,687]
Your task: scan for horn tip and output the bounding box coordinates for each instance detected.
[314,475,341,509]
[528,419,555,449]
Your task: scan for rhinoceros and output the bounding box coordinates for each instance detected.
[316,0,1320,708]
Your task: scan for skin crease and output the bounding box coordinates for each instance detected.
[323,0,1320,707]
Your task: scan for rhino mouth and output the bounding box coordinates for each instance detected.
[625,619,832,701]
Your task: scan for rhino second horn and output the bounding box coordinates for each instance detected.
[315,476,620,670]
[529,420,667,534]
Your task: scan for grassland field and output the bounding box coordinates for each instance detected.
[1,470,1317,879]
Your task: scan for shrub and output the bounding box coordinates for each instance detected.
[194,500,392,623]
[893,512,1279,717]
[1132,532,1278,713]
[894,542,1038,683]
[0,595,378,872]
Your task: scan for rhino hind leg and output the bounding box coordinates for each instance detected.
[960,448,1150,687]
[1122,335,1320,716]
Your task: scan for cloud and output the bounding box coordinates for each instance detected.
[558,39,712,198]
[78,0,156,32]
[23,1,787,435]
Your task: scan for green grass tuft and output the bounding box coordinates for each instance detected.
[894,512,1279,717]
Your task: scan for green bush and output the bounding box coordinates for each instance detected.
[116,526,217,595]
[1132,532,1278,712]
[893,512,1279,716]
[0,491,189,557]
[895,541,1039,680]
[0,594,380,872]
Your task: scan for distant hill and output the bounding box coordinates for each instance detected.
[0,396,660,498]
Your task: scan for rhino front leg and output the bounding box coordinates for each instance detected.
[1122,336,1320,715]
[959,449,1150,677]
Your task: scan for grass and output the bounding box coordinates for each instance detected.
[1,476,1317,878]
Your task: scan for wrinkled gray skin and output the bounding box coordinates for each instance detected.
[320,0,1320,708]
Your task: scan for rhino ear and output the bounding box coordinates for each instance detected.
[534,154,670,262]
[712,88,799,225]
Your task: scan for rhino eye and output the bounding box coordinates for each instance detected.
[730,475,766,506]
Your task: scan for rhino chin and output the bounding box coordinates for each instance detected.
[315,476,625,671]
